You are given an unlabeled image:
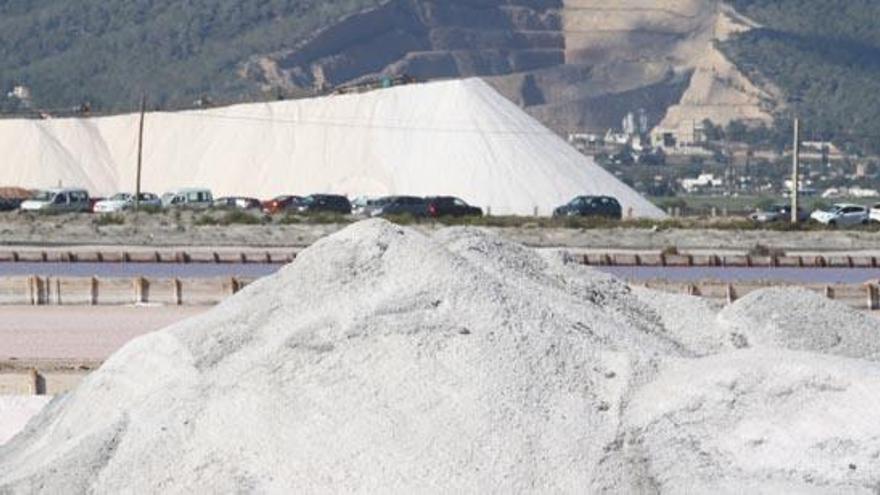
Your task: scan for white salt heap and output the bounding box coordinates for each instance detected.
[0,78,665,218]
[2,220,880,492]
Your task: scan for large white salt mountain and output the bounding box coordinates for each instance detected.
[2,221,880,492]
[0,79,664,218]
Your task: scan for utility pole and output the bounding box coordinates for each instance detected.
[791,118,800,224]
[134,93,146,213]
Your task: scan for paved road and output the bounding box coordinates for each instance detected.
[0,306,208,361]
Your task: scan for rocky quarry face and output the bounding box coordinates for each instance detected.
[1,220,879,492]
[243,0,774,134]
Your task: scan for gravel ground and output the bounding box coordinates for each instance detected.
[2,211,880,253]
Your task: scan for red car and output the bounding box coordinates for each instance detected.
[89,197,106,213]
[262,195,303,215]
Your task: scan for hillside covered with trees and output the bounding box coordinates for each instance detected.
[0,0,381,113]
[721,0,880,152]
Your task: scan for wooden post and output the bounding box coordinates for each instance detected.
[54,277,62,306]
[173,278,182,306]
[825,286,835,300]
[229,277,240,295]
[133,277,147,304]
[90,276,98,305]
[27,276,35,305]
[867,284,879,311]
[726,284,737,304]
[28,369,39,396]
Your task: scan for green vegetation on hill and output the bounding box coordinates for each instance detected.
[722,0,880,153]
[0,0,381,113]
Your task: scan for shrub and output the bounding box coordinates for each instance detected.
[194,214,219,226]
[748,243,786,258]
[94,214,125,226]
[220,210,261,225]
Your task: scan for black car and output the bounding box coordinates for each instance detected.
[553,196,622,220]
[425,196,483,218]
[368,196,427,217]
[296,194,352,214]
[0,197,23,211]
[213,196,263,210]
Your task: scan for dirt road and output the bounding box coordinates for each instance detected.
[2,211,880,253]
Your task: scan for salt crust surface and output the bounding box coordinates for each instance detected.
[1,220,879,493]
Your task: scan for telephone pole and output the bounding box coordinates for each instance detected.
[791,118,800,224]
[134,93,146,212]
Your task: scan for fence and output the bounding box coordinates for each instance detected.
[641,280,880,312]
[0,276,256,306]
[0,359,99,395]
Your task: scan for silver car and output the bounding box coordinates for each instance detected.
[20,188,91,213]
[810,204,870,226]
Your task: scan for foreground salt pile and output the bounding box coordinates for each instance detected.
[2,220,879,492]
[0,397,52,445]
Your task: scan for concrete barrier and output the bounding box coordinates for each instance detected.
[0,359,98,395]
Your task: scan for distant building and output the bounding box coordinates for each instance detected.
[567,132,602,152]
[681,173,723,193]
[6,85,31,106]
[604,129,630,146]
[821,186,879,199]
[651,120,708,151]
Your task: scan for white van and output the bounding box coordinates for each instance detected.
[161,188,214,209]
[20,188,91,213]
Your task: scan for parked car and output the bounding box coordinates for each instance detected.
[262,195,304,215]
[89,197,106,213]
[93,192,161,213]
[358,196,392,217]
[295,194,352,215]
[20,188,91,213]
[368,196,427,217]
[0,197,24,211]
[749,204,810,223]
[810,204,870,226]
[350,196,377,216]
[425,196,483,217]
[870,203,880,223]
[553,196,622,220]
[213,196,262,210]
[161,188,214,209]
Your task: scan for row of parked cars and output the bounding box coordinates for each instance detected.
[263,194,485,218]
[1,187,490,218]
[3,187,628,221]
[3,188,214,213]
[749,202,880,226]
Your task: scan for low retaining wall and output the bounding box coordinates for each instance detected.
[0,249,296,264]
[581,253,880,268]
[641,280,880,311]
[0,276,257,306]
[0,360,98,395]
